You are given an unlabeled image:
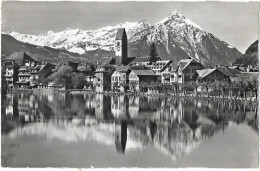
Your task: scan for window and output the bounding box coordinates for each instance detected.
[117,42,120,46]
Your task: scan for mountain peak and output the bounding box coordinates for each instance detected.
[137,19,150,28]
[169,11,185,19]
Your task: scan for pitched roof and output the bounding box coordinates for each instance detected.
[178,58,201,71]
[151,60,172,71]
[216,66,241,77]
[97,63,115,69]
[115,28,126,40]
[33,65,45,71]
[114,66,130,73]
[18,66,34,71]
[99,56,114,65]
[196,69,216,78]
[131,69,156,76]
[129,56,151,63]
[8,52,38,64]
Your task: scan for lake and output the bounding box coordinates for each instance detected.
[1,91,258,168]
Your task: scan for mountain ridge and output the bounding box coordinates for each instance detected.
[5,11,243,66]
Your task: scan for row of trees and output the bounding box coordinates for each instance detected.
[130,78,258,101]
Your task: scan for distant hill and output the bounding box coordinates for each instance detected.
[233,40,258,66]
[1,34,91,63]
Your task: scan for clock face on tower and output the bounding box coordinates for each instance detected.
[117,47,120,51]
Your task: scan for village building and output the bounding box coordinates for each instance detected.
[14,66,34,88]
[146,60,173,84]
[30,63,56,85]
[195,68,231,83]
[128,66,157,92]
[4,61,19,88]
[111,66,131,92]
[170,58,204,83]
[94,64,115,92]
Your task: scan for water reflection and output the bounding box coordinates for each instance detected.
[1,92,258,162]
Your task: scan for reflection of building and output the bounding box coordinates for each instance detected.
[115,121,127,154]
[17,93,39,123]
[111,95,129,119]
[128,96,139,118]
[94,94,113,120]
[5,93,14,119]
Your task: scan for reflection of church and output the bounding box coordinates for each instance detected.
[114,121,128,154]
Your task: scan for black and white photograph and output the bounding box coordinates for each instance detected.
[1,0,259,168]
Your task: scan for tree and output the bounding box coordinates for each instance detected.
[120,82,128,93]
[1,66,8,93]
[50,66,74,91]
[71,73,88,89]
[149,42,159,63]
[190,81,199,96]
[130,81,138,93]
[201,81,211,98]
[247,77,258,100]
[172,82,180,96]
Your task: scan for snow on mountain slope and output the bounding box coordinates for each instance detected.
[8,11,242,66]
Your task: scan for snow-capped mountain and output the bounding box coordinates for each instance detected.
[8,11,242,66]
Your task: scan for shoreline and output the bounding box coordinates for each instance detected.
[8,88,259,107]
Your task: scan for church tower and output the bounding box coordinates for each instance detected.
[115,28,128,65]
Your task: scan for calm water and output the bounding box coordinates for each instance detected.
[1,91,258,168]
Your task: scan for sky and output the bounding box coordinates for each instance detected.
[2,1,259,53]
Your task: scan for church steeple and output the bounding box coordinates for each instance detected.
[115,28,128,65]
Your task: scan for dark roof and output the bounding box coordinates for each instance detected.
[99,57,114,65]
[130,65,149,70]
[5,64,14,69]
[97,63,115,69]
[131,69,156,76]
[216,66,241,77]
[8,52,38,64]
[114,66,130,73]
[115,28,126,40]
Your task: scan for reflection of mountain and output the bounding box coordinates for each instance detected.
[3,92,258,161]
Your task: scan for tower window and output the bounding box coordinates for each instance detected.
[117,42,120,46]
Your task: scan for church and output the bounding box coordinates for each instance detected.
[94,28,169,92]
[98,28,160,66]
